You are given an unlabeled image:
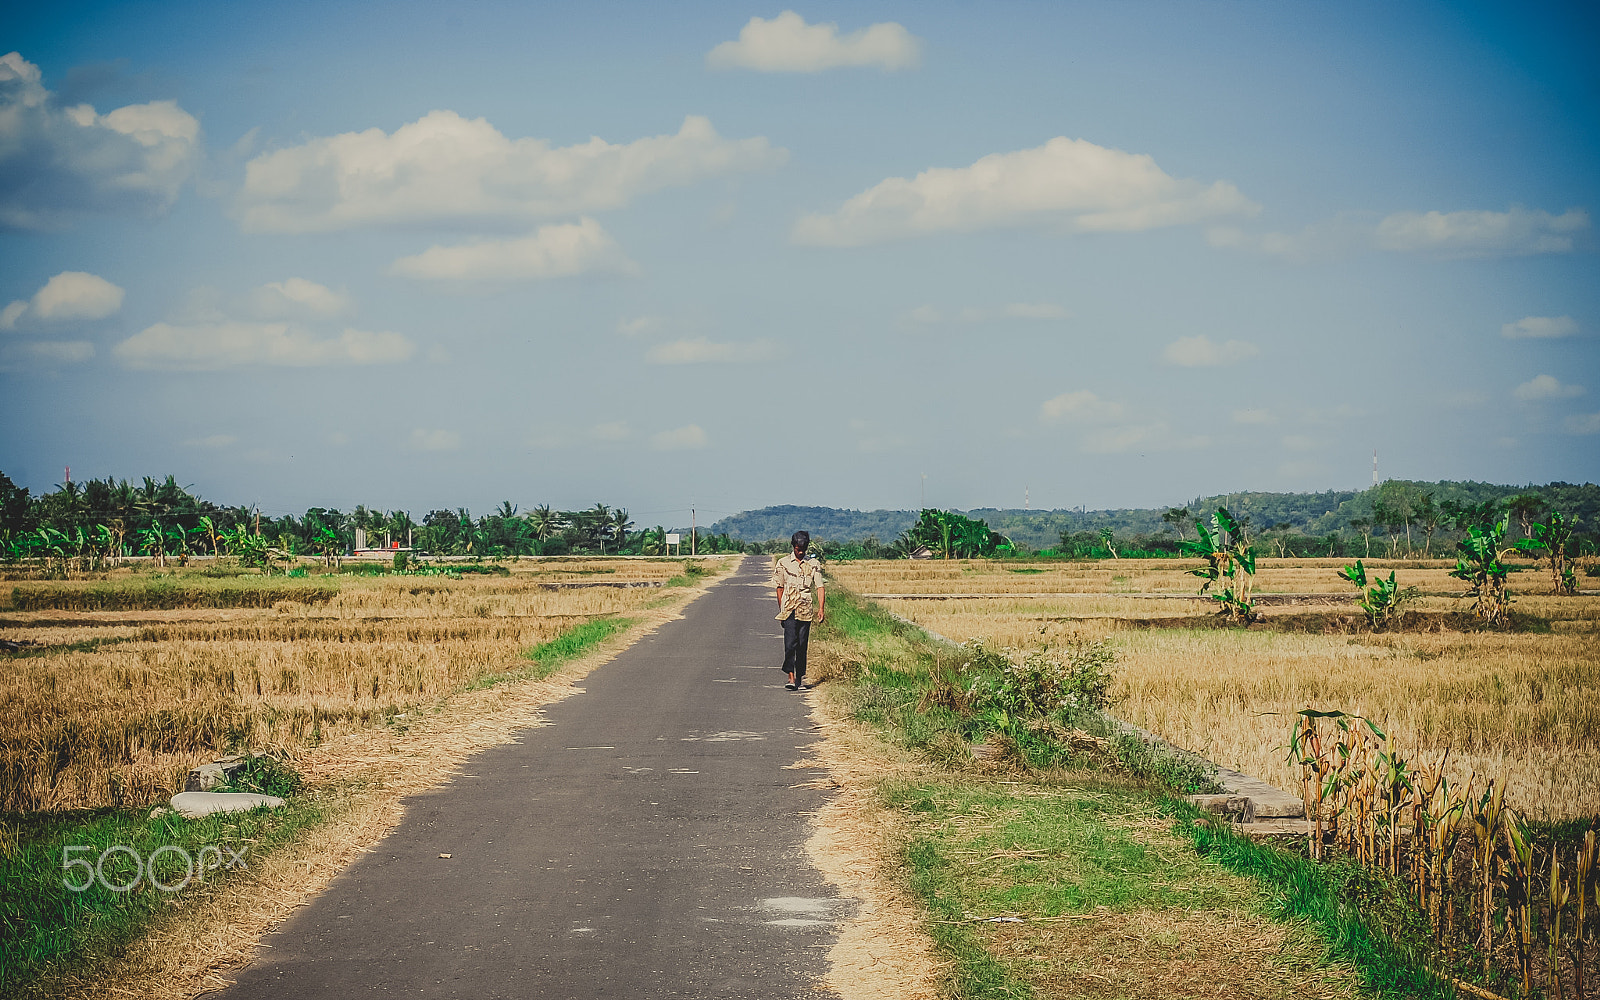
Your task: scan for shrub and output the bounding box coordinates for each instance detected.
[955,637,1118,721]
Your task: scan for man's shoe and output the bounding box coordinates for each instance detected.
[797,680,811,690]
[784,682,798,691]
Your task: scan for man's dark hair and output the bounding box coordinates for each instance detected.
[790,530,810,551]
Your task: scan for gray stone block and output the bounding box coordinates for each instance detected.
[183,755,249,792]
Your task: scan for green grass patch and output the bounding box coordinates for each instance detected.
[9,577,339,611]
[664,559,717,588]
[1,785,326,995]
[1167,799,1446,998]
[466,616,636,692]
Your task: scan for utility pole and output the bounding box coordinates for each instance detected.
[1024,486,1029,511]
[64,466,70,484]
[254,507,261,536]
[691,508,696,556]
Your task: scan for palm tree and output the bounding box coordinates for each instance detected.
[526,505,559,540]
[587,503,611,554]
[611,508,635,552]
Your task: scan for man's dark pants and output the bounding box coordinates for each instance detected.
[781,615,810,683]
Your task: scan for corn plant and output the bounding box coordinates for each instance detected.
[1337,558,1416,629]
[1290,708,1600,994]
[1183,507,1257,623]
[1503,812,1536,996]
[1576,829,1596,1000]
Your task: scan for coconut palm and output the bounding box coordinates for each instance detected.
[526,505,560,540]
[611,508,635,551]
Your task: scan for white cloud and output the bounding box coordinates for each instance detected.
[589,420,632,442]
[1564,412,1600,435]
[1375,206,1588,257]
[409,429,460,452]
[1281,434,1318,452]
[0,52,200,230]
[1162,335,1259,367]
[1003,302,1068,320]
[645,337,780,364]
[1512,374,1584,401]
[0,339,94,369]
[183,434,238,449]
[236,113,784,233]
[249,278,351,318]
[794,137,1257,247]
[2,270,124,329]
[707,11,921,72]
[1039,390,1125,423]
[1039,389,1206,454]
[391,218,637,283]
[1212,207,1591,260]
[1501,315,1578,340]
[1205,213,1373,261]
[114,321,414,370]
[650,424,708,451]
[617,315,663,337]
[902,302,1067,326]
[1231,408,1276,425]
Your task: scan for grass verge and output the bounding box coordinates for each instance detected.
[812,585,1438,999]
[467,616,636,691]
[1,793,328,996]
[1168,799,1444,998]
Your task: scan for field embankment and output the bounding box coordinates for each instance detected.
[827,557,1600,822]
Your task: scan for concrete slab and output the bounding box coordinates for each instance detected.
[170,791,285,818]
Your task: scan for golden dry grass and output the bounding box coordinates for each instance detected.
[0,559,714,812]
[840,561,1600,822]
[828,556,1514,596]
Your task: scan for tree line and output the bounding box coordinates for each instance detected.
[0,471,748,571]
[715,480,1600,559]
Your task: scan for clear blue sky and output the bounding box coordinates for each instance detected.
[2,1,1596,525]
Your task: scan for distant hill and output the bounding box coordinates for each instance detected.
[710,481,1600,551]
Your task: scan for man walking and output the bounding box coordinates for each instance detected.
[772,530,825,691]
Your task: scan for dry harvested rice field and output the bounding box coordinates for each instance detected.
[827,557,1600,821]
[0,557,721,813]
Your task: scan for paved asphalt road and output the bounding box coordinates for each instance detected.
[220,556,850,999]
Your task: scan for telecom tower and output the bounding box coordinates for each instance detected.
[1373,450,1379,486]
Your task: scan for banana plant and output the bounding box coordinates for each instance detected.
[89,523,113,570]
[1337,559,1413,629]
[1527,511,1578,595]
[138,519,167,567]
[197,515,223,558]
[1182,508,1257,623]
[1449,515,1524,624]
